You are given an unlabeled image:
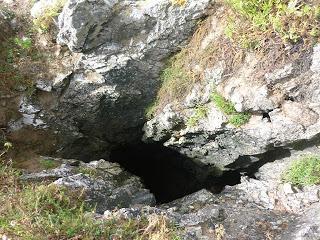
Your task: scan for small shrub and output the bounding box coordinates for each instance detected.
[211,91,250,127]
[283,155,320,186]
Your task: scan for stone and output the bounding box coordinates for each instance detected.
[21,158,156,213]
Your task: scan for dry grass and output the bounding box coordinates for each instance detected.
[150,1,319,116]
[0,163,181,240]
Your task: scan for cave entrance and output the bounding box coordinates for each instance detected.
[109,142,241,203]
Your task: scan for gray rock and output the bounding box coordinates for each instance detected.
[43,0,212,158]
[21,158,156,213]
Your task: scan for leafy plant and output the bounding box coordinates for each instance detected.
[14,37,32,50]
[283,155,320,186]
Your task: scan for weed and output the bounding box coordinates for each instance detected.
[283,155,320,186]
[211,91,250,127]
[211,92,236,115]
[228,113,251,127]
[156,50,194,108]
[14,37,32,50]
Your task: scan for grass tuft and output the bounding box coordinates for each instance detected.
[283,155,320,186]
[211,91,250,127]
[187,105,208,127]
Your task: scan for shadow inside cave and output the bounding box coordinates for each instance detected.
[109,142,241,203]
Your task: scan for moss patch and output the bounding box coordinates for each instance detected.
[283,155,320,186]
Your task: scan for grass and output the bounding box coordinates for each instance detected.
[0,163,181,240]
[187,105,208,127]
[153,50,194,111]
[225,0,320,48]
[33,0,67,33]
[283,155,320,186]
[211,92,250,127]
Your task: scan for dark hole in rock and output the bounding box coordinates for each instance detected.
[262,112,271,122]
[110,142,242,203]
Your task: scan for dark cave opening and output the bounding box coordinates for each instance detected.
[109,142,241,203]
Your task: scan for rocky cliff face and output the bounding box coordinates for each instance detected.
[143,6,320,171]
[38,0,212,158]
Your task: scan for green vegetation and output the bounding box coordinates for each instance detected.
[187,105,208,127]
[211,92,250,127]
[149,50,194,113]
[78,167,99,177]
[225,0,320,48]
[39,158,58,170]
[0,163,181,239]
[14,37,32,50]
[33,0,67,32]
[283,155,320,186]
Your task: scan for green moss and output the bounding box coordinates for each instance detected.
[187,105,208,127]
[145,100,158,120]
[211,91,250,127]
[283,155,320,186]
